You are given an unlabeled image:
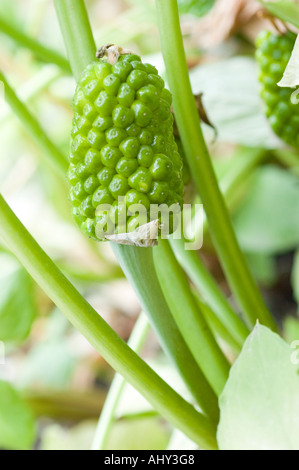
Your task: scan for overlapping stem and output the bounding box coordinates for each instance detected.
[54,0,221,420]
[154,239,230,395]
[91,313,150,450]
[0,71,67,176]
[0,15,71,73]
[155,0,277,332]
[0,194,217,448]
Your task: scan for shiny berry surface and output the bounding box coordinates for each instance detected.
[68,54,184,240]
[256,31,298,147]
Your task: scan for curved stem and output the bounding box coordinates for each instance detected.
[194,295,242,354]
[274,149,299,178]
[0,71,67,176]
[0,66,63,126]
[112,244,219,423]
[171,149,268,350]
[54,0,96,82]
[155,0,277,332]
[0,16,71,73]
[91,313,150,450]
[170,238,250,347]
[0,194,217,450]
[154,239,230,395]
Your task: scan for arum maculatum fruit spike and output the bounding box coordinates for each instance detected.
[256,30,299,147]
[68,47,184,243]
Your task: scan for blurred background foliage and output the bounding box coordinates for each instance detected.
[0,0,298,450]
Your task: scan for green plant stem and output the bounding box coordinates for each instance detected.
[54,0,97,82]
[0,71,67,176]
[170,151,267,349]
[0,16,71,73]
[155,0,276,332]
[274,149,299,178]
[54,0,219,422]
[0,65,63,127]
[23,388,107,421]
[219,148,267,199]
[112,244,219,423]
[194,295,241,354]
[91,313,150,450]
[154,239,230,395]
[170,238,249,347]
[190,148,268,239]
[57,261,124,283]
[0,194,217,450]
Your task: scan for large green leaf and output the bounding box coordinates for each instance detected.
[0,380,36,450]
[233,165,299,254]
[259,1,299,30]
[0,253,36,341]
[218,324,299,450]
[178,0,215,17]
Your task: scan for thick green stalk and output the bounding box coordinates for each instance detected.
[0,16,71,73]
[0,194,217,450]
[54,0,96,82]
[154,239,230,396]
[191,148,268,238]
[194,296,241,354]
[0,71,67,176]
[0,66,63,126]
[274,149,299,178]
[170,238,249,347]
[23,388,106,421]
[91,313,150,450]
[112,244,219,422]
[171,150,267,349]
[155,0,276,331]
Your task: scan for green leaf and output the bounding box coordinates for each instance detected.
[259,1,299,30]
[178,0,215,17]
[189,57,281,148]
[218,324,299,450]
[291,250,299,307]
[233,165,299,254]
[0,253,36,341]
[277,34,299,88]
[0,380,36,450]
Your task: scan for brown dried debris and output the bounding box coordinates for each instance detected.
[183,0,268,48]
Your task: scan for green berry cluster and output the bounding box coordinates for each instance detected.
[256,30,299,147]
[68,53,184,240]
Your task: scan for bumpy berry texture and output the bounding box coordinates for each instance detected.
[68,54,184,240]
[256,30,299,147]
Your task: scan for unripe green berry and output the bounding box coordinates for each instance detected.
[256,30,299,147]
[68,52,184,241]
